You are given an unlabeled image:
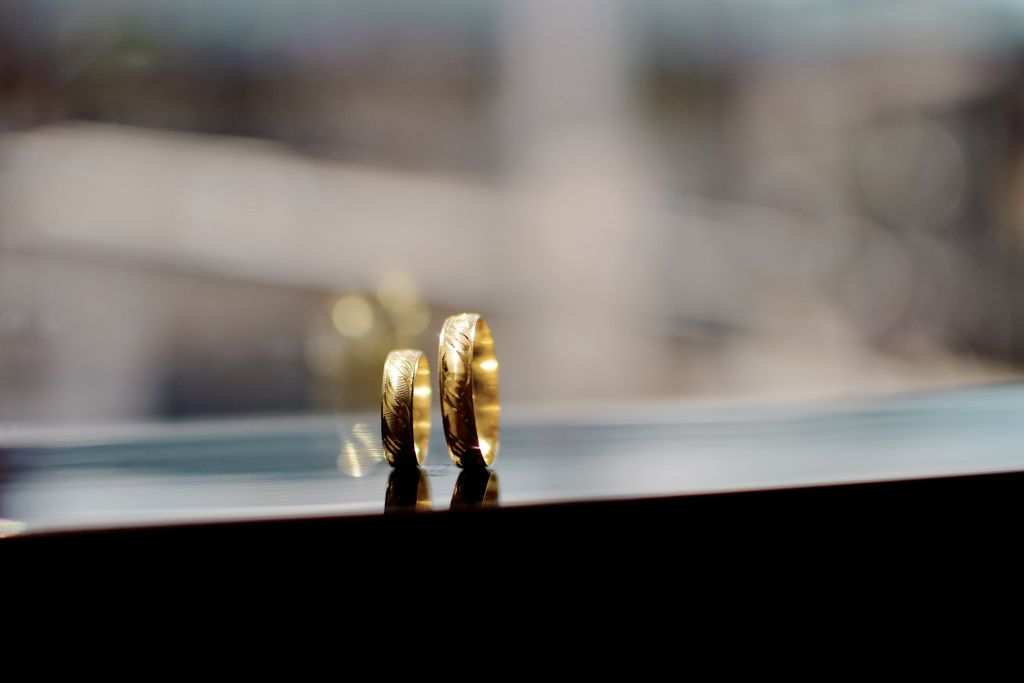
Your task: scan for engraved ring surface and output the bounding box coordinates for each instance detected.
[381,349,432,467]
[438,313,500,468]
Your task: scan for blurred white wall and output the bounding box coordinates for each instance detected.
[1,0,1021,421]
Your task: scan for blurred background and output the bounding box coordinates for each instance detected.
[4,0,1024,423]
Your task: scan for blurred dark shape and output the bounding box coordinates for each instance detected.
[0,0,500,171]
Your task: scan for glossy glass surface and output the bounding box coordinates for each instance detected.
[4,382,1024,535]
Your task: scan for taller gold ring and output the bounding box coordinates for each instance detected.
[381,349,431,467]
[438,313,500,468]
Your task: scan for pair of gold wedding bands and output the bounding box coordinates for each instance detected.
[381,313,499,469]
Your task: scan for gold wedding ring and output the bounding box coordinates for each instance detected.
[438,313,500,468]
[381,349,432,467]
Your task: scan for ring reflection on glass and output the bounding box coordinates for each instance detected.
[438,313,500,468]
[450,469,499,509]
[385,468,432,512]
[381,349,432,467]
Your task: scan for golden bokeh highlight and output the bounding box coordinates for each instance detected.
[377,271,431,338]
[331,294,374,338]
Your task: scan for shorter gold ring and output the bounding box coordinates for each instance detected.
[438,313,500,468]
[381,349,432,467]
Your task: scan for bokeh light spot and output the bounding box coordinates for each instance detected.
[331,294,374,338]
